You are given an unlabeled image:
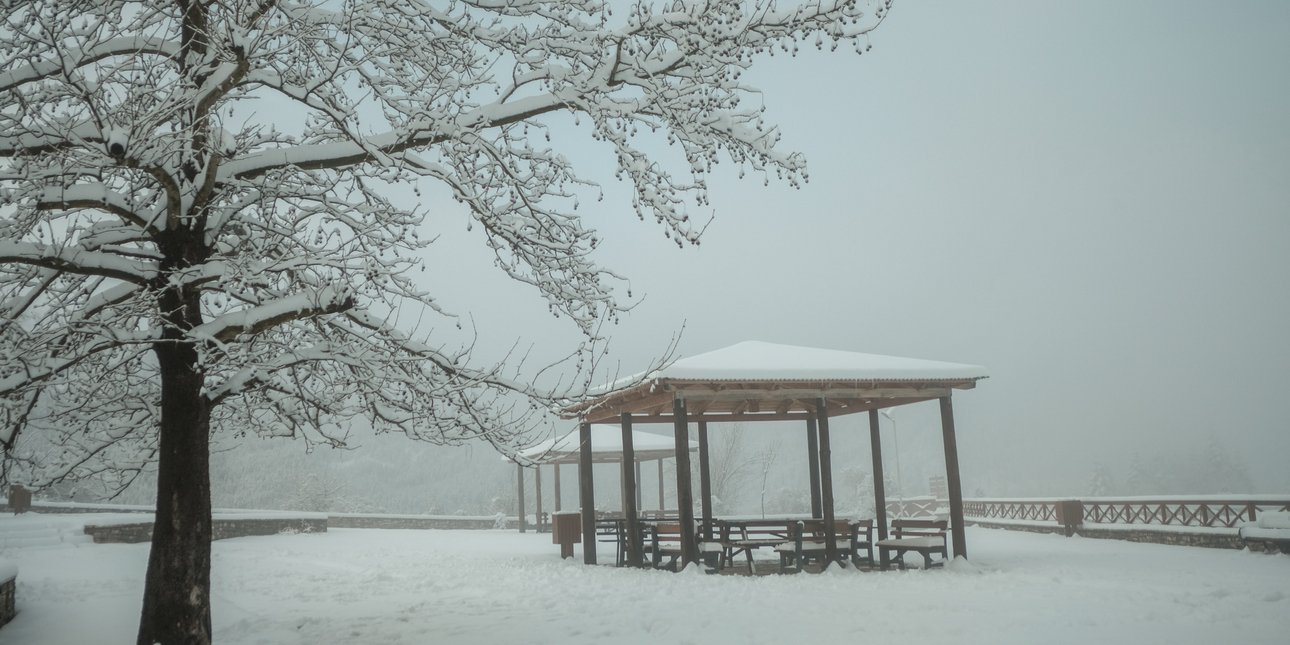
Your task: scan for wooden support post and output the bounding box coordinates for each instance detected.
[635,461,643,511]
[553,463,562,512]
[806,415,823,519]
[698,420,713,541]
[535,464,543,532]
[621,413,641,567]
[673,398,697,567]
[657,458,665,511]
[579,422,596,565]
[517,462,527,533]
[869,410,890,543]
[939,396,968,560]
[815,398,838,567]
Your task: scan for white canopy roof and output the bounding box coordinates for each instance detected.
[647,341,989,382]
[513,426,698,465]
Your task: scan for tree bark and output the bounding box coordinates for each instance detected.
[138,237,213,645]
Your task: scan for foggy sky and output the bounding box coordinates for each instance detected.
[410,1,1290,495]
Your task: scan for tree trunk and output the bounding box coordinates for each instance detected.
[138,266,213,644]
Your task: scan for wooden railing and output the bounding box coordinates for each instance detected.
[962,499,1058,523]
[1078,498,1285,528]
[885,496,944,519]
[964,496,1290,531]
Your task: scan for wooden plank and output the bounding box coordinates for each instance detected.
[560,378,978,420]
[587,396,942,425]
[579,422,596,565]
[663,386,953,402]
[939,396,967,560]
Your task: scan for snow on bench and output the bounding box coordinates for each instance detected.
[877,519,948,570]
[1239,511,1290,553]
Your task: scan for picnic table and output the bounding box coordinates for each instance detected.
[588,515,878,572]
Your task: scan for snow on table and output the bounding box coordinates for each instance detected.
[2,526,1288,644]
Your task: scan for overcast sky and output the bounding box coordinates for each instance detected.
[400,1,1290,496]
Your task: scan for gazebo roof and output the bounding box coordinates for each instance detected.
[564,341,988,424]
[512,426,698,465]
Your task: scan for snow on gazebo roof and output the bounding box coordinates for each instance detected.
[643,341,988,382]
[511,426,697,465]
[564,341,988,424]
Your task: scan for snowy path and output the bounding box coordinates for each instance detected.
[2,526,1287,644]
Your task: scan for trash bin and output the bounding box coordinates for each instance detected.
[7,486,31,515]
[1055,499,1083,537]
[552,511,581,559]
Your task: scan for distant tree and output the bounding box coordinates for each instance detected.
[755,439,782,517]
[1125,452,1162,495]
[0,1,889,643]
[1193,436,1253,495]
[707,424,757,513]
[1087,462,1117,497]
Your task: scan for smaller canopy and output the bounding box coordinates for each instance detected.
[512,426,697,465]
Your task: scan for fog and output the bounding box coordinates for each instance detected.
[104,1,1289,514]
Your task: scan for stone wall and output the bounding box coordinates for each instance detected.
[329,514,505,530]
[84,517,327,544]
[967,519,1247,550]
[1075,526,1245,550]
[0,576,15,628]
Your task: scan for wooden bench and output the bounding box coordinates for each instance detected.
[648,522,724,571]
[775,519,875,573]
[715,520,796,571]
[876,519,948,570]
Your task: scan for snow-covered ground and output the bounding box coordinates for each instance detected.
[2,525,1288,644]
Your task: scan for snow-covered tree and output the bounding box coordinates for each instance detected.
[1087,461,1117,497]
[0,1,889,642]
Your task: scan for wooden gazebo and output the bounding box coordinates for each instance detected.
[509,426,698,532]
[561,341,988,569]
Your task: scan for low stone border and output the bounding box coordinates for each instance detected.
[0,559,16,629]
[84,517,327,544]
[968,518,1247,550]
[329,513,508,530]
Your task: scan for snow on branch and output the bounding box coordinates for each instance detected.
[190,283,355,344]
[0,240,156,284]
[2,0,891,493]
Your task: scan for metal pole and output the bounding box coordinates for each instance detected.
[517,462,526,533]
[553,462,562,512]
[535,464,543,532]
[698,420,714,541]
